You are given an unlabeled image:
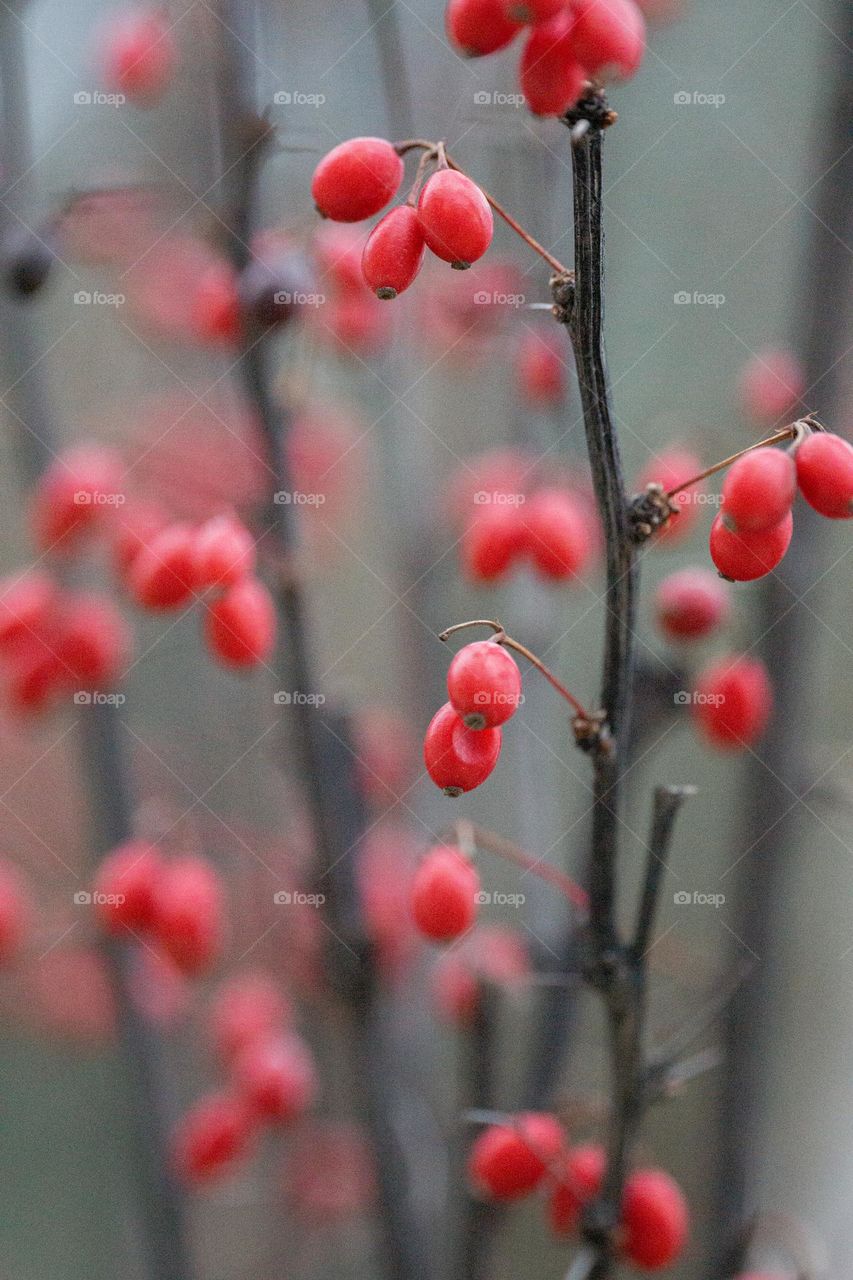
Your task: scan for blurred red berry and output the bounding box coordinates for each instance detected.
[99,8,178,105]
[152,855,225,975]
[462,504,528,583]
[418,171,494,270]
[233,1032,318,1125]
[0,862,32,965]
[446,0,522,55]
[549,1142,606,1237]
[210,970,291,1065]
[411,845,480,941]
[0,572,58,656]
[192,514,256,590]
[709,510,793,582]
[524,488,593,580]
[172,1091,252,1184]
[127,523,197,610]
[423,701,502,796]
[739,348,804,424]
[354,707,417,804]
[519,14,587,117]
[31,444,124,555]
[692,654,772,751]
[204,578,276,668]
[312,138,404,223]
[620,1167,689,1270]
[654,568,729,641]
[93,840,163,934]
[721,448,796,533]
[432,925,529,1024]
[190,264,241,345]
[571,0,646,79]
[795,431,853,519]
[634,447,703,543]
[469,1113,565,1201]
[447,640,522,729]
[517,330,566,406]
[362,206,426,299]
[312,224,366,293]
[56,593,131,686]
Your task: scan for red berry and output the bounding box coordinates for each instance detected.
[2,642,64,715]
[204,578,276,668]
[99,8,178,105]
[519,13,587,117]
[233,1033,317,1125]
[55,593,131,686]
[418,171,493,270]
[191,263,241,345]
[411,845,480,941]
[571,0,646,79]
[517,330,566,406]
[721,448,795,533]
[446,0,522,55]
[461,505,527,583]
[312,224,366,293]
[423,702,502,797]
[31,444,124,555]
[311,138,404,223]
[127,523,197,610]
[739,347,804,424]
[654,568,729,641]
[506,0,567,22]
[794,431,853,519]
[692,654,772,751]
[172,1091,251,1184]
[362,205,426,300]
[620,1167,689,1270]
[432,925,529,1024]
[0,572,58,655]
[0,862,32,965]
[447,640,522,729]
[192,514,256,590]
[93,840,163,934]
[634,447,703,543]
[709,510,793,582]
[469,1113,565,1201]
[549,1143,606,1237]
[524,488,593,580]
[152,855,225,975]
[210,970,291,1065]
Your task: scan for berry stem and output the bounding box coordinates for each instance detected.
[439,619,590,719]
[452,821,590,912]
[664,416,821,500]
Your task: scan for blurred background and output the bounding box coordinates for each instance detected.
[0,0,850,1277]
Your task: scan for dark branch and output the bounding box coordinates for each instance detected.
[633,785,696,961]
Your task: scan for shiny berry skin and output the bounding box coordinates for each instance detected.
[93,840,163,934]
[418,171,494,270]
[447,640,522,729]
[548,1143,606,1237]
[172,1091,252,1184]
[204,578,276,668]
[721,448,795,533]
[0,572,58,655]
[524,488,593,580]
[192,514,256,590]
[210,970,291,1065]
[0,862,32,965]
[620,1168,689,1270]
[233,1033,318,1125]
[795,431,853,519]
[468,1113,565,1201]
[127,523,197,610]
[446,0,522,55]
[654,568,729,641]
[692,654,772,751]
[739,347,804,424]
[519,14,587,117]
[31,445,124,554]
[362,205,426,300]
[411,845,480,941]
[517,330,565,406]
[99,9,178,105]
[506,0,566,22]
[311,138,404,223]
[709,510,793,582]
[152,856,225,975]
[423,702,502,797]
[571,0,646,79]
[56,593,131,686]
[461,505,527,583]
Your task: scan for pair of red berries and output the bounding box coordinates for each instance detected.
[447,0,645,116]
[311,138,494,298]
[709,431,853,582]
[424,640,523,796]
[463,487,598,584]
[94,841,225,976]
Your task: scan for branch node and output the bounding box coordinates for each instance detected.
[572,710,611,755]
[626,483,678,544]
[549,270,576,325]
[562,88,617,133]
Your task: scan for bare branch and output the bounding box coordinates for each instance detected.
[633,785,696,961]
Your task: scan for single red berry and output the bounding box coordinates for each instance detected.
[311,138,404,223]
[519,13,587,117]
[446,0,522,55]
[31,444,124,554]
[172,1091,252,1184]
[516,330,566,406]
[469,1113,565,1201]
[233,1032,318,1125]
[99,8,178,105]
[418,171,494,270]
[620,1167,689,1270]
[127,523,197,610]
[55,592,131,686]
[204,578,276,668]
[794,431,853,519]
[709,510,793,581]
[0,572,58,655]
[721,448,796,533]
[447,640,522,729]
[2,642,64,716]
[411,845,480,941]
[739,347,804,424]
[152,855,225,975]
[506,0,567,23]
[423,702,502,797]
[654,568,729,641]
[524,488,593,580]
[692,654,772,751]
[0,862,32,965]
[93,840,163,934]
[461,505,527,583]
[571,0,646,79]
[191,263,241,345]
[362,205,426,300]
[634,447,703,543]
[210,970,291,1065]
[548,1143,606,1237]
[192,514,256,590]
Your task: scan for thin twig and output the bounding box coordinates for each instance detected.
[632,786,696,961]
[664,417,819,500]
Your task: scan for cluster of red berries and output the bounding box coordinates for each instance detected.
[311,139,494,299]
[424,639,523,797]
[467,1117,688,1269]
[97,6,178,107]
[173,970,317,1183]
[446,0,646,116]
